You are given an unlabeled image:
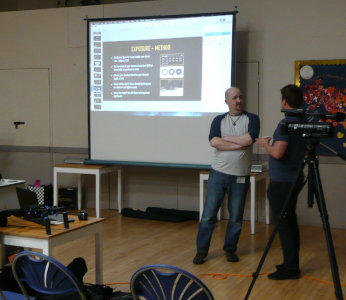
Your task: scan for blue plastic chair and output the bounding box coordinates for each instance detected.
[11,251,87,300]
[130,264,214,300]
[0,289,34,300]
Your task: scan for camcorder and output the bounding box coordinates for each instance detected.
[280,109,346,138]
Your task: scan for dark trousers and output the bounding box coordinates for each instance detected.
[267,179,303,271]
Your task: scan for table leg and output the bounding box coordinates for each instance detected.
[199,175,203,221]
[41,244,53,257]
[95,230,103,284]
[78,174,82,211]
[95,172,100,218]
[117,169,122,213]
[250,176,255,235]
[54,169,58,206]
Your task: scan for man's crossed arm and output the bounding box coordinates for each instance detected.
[210,133,253,151]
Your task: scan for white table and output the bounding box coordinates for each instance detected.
[199,171,270,234]
[0,215,104,284]
[0,179,26,210]
[53,164,121,218]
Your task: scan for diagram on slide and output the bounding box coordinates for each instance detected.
[160,54,184,96]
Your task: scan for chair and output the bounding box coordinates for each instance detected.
[11,251,87,300]
[130,264,214,300]
[0,288,34,300]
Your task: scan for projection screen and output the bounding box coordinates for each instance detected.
[86,11,237,168]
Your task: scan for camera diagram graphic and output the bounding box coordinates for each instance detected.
[160,53,184,96]
[160,66,184,79]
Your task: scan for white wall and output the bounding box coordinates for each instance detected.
[0,0,345,228]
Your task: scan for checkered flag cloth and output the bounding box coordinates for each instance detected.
[27,186,45,205]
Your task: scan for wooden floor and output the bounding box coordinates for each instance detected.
[51,209,346,300]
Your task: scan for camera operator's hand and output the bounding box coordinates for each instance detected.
[256,137,289,159]
[255,137,271,148]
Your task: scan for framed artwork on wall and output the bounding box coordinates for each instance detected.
[295,59,346,156]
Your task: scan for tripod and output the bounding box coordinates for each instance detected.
[245,138,344,300]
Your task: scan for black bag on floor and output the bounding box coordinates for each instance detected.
[0,265,35,295]
[0,265,21,293]
[121,207,199,222]
[83,283,133,300]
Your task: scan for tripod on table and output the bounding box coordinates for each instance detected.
[245,138,344,300]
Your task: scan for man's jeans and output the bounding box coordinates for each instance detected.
[196,168,250,254]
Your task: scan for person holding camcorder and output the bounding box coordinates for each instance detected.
[256,84,306,280]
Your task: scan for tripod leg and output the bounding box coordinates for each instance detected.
[244,160,306,300]
[311,160,344,300]
[307,163,315,208]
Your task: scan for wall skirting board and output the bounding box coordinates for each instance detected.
[0,146,88,154]
[0,147,344,165]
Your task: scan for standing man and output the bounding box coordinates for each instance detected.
[193,87,260,265]
[256,84,306,280]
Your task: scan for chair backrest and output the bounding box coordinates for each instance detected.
[11,251,87,300]
[130,264,214,300]
[0,288,34,300]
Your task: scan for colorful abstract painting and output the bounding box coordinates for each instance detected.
[295,60,346,156]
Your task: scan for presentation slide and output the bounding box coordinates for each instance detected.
[87,12,236,166]
[102,37,202,101]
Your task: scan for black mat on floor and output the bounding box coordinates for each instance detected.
[121,207,199,222]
